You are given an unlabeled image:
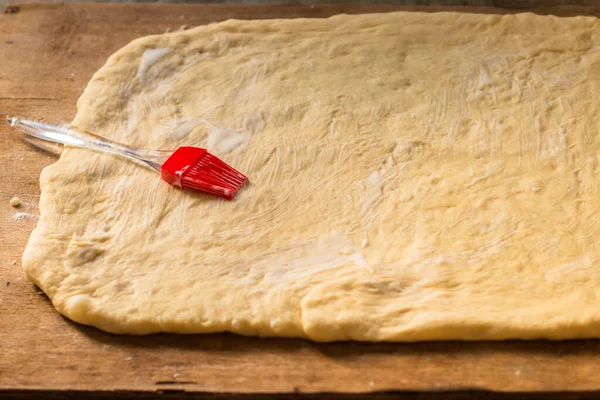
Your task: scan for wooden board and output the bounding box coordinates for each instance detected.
[2,3,600,399]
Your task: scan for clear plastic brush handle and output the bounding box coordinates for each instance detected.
[7,117,168,172]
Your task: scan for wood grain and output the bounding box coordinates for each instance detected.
[1,3,600,399]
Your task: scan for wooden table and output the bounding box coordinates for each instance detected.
[2,3,600,399]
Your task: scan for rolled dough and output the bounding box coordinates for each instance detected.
[24,11,600,341]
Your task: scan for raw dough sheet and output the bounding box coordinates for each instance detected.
[23,11,600,341]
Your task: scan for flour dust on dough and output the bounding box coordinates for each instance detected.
[23,11,600,341]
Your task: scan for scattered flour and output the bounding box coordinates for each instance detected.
[12,212,38,221]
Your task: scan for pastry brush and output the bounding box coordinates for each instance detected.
[7,117,248,200]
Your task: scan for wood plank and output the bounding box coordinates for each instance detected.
[1,3,600,398]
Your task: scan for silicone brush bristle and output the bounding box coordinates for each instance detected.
[161,147,248,200]
[182,154,248,200]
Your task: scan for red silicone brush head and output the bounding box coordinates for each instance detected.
[161,147,248,200]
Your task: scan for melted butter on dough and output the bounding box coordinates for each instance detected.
[22,11,600,341]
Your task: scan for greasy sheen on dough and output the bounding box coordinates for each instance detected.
[23,11,600,341]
